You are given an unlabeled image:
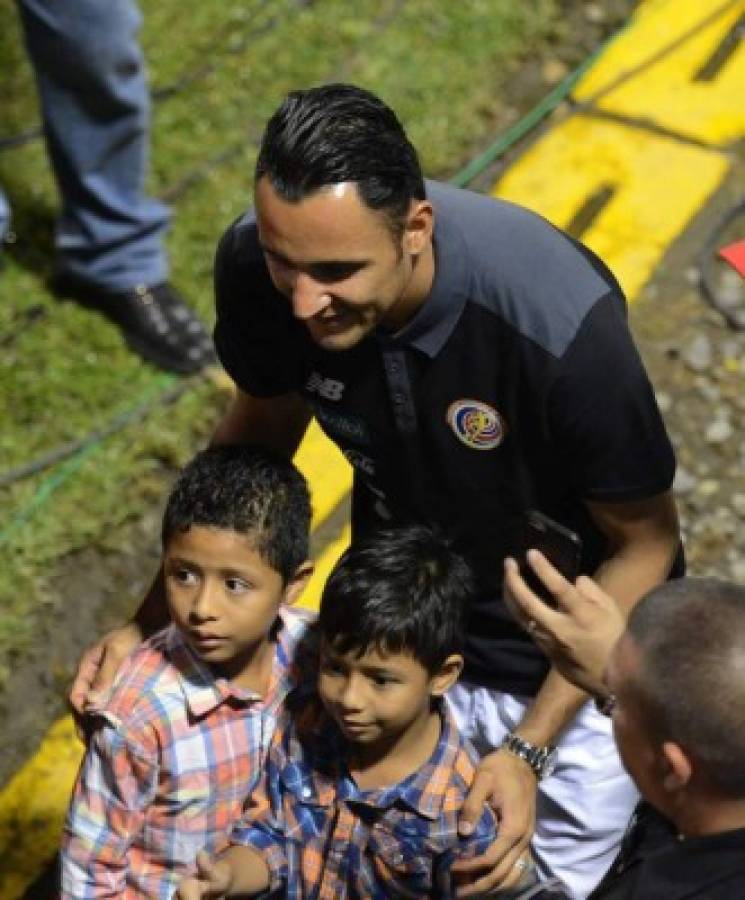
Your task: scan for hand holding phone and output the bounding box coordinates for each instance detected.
[519,510,583,607]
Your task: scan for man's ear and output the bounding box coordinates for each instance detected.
[430,654,464,697]
[402,199,434,257]
[661,741,693,793]
[283,560,314,607]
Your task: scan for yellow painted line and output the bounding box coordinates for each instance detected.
[297,522,352,613]
[294,418,353,607]
[494,117,729,300]
[0,717,81,899]
[293,419,353,531]
[494,0,740,301]
[575,0,745,145]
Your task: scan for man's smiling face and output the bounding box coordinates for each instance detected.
[255,177,433,351]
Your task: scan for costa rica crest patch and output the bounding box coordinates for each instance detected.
[446,399,506,450]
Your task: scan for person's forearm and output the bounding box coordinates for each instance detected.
[132,567,169,637]
[219,845,271,896]
[210,388,312,458]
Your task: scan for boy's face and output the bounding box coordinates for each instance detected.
[318,640,444,749]
[164,525,295,685]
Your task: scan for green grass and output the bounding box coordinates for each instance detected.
[0,0,559,679]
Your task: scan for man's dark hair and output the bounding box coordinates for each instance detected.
[318,525,472,673]
[255,83,425,236]
[626,577,745,796]
[162,445,311,583]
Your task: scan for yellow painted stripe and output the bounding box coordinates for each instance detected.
[0,717,81,898]
[575,0,745,145]
[293,419,353,530]
[493,117,729,300]
[297,522,352,613]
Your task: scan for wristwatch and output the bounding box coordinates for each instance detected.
[502,732,558,780]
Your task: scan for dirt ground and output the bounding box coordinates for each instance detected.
[3,0,743,793]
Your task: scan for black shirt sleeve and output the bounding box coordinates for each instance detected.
[213,215,308,397]
[548,292,676,502]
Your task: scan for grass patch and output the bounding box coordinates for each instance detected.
[0,0,559,669]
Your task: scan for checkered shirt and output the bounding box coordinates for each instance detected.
[60,607,317,899]
[232,694,498,899]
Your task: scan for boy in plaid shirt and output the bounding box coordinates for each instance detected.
[60,446,317,898]
[178,527,546,899]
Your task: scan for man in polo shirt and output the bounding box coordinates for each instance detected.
[73,83,681,898]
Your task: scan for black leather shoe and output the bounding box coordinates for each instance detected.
[52,272,216,374]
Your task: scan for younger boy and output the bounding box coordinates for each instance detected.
[177,526,541,898]
[60,445,316,898]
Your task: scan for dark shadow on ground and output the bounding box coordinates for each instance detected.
[21,854,57,899]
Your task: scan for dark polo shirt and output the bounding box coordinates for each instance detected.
[214,181,677,695]
[591,803,745,900]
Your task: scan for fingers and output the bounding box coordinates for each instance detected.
[503,557,561,632]
[524,550,577,607]
[457,768,496,837]
[88,623,143,702]
[575,574,618,611]
[88,640,123,701]
[175,852,224,900]
[453,832,530,896]
[69,641,106,718]
[175,877,202,900]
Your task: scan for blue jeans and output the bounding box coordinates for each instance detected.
[2,0,170,290]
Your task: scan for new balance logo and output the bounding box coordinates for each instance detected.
[306,371,345,402]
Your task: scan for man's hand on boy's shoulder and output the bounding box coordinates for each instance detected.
[69,621,143,732]
[452,749,537,897]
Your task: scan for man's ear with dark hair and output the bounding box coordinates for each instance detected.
[402,199,434,257]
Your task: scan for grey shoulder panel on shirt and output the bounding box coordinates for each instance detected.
[426,180,617,358]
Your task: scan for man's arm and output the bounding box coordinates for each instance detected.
[69,387,312,715]
[211,387,312,455]
[453,490,680,896]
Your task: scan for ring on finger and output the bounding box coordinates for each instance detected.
[527,619,538,634]
[513,857,530,872]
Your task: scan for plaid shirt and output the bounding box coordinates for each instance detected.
[232,694,498,899]
[60,607,317,900]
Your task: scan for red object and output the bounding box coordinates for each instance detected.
[719,239,745,278]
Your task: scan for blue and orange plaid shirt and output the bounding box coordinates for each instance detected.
[60,607,317,899]
[232,693,498,899]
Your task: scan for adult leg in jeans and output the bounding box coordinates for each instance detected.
[16,0,213,372]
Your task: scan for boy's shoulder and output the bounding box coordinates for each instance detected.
[87,625,190,731]
[274,605,319,689]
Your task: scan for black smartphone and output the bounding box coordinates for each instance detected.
[519,510,583,607]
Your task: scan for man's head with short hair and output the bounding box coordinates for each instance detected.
[162,444,311,583]
[606,578,745,831]
[256,83,425,239]
[319,525,471,673]
[623,578,745,796]
[254,84,435,352]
